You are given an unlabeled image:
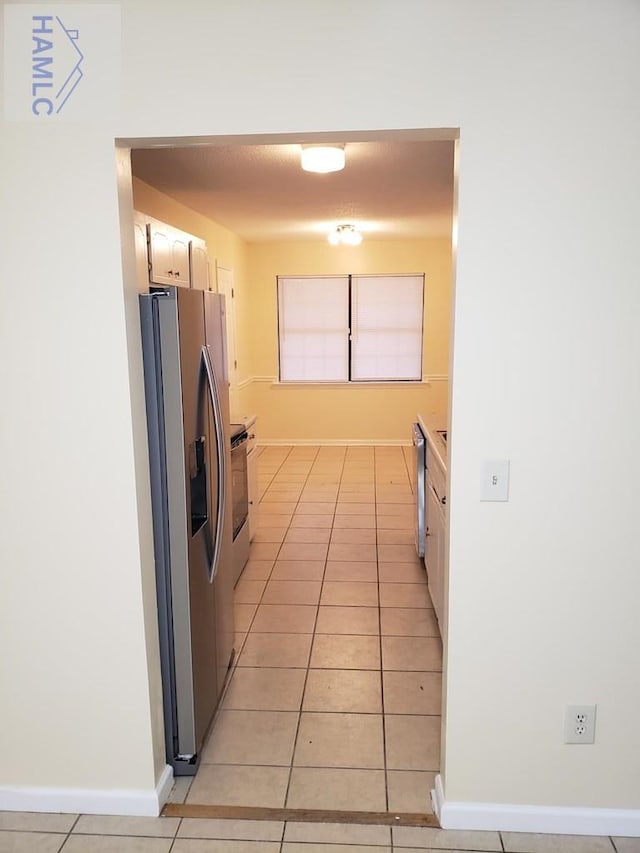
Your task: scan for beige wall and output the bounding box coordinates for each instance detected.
[0,128,161,799]
[246,238,451,441]
[130,186,452,442]
[1,0,639,826]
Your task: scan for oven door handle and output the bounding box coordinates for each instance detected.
[412,423,426,559]
[412,422,425,448]
[201,345,226,582]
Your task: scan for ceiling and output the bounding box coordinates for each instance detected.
[131,138,456,243]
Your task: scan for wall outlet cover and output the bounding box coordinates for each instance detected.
[480,459,510,501]
[564,704,597,744]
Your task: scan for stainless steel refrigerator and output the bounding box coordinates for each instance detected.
[140,285,235,776]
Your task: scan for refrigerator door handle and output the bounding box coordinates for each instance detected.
[201,345,226,582]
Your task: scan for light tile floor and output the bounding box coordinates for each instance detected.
[186,445,441,814]
[0,812,638,853]
[1,449,636,851]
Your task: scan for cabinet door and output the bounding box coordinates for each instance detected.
[247,447,259,541]
[171,235,190,286]
[147,223,174,285]
[433,504,446,634]
[133,215,150,291]
[425,482,444,629]
[147,222,192,286]
[216,265,238,386]
[190,240,209,291]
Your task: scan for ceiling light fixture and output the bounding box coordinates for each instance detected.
[301,144,345,173]
[328,224,363,246]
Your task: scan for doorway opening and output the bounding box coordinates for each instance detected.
[118,128,458,817]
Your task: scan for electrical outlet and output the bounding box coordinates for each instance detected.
[564,704,597,744]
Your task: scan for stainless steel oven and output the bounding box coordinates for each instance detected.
[230,425,250,584]
[231,427,248,539]
[412,422,427,558]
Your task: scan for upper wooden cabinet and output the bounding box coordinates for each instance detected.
[133,213,151,292]
[134,213,210,291]
[190,237,210,291]
[147,221,191,287]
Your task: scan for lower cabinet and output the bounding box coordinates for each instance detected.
[425,475,446,633]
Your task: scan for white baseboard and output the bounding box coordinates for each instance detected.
[258,438,412,446]
[156,764,174,812]
[432,773,640,837]
[0,764,173,817]
[432,772,446,818]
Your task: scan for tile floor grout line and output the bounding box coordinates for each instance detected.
[166,817,180,853]
[235,443,317,802]
[53,813,77,851]
[374,447,391,815]
[400,441,415,498]
[380,448,436,815]
[202,447,301,789]
[195,759,443,772]
[202,709,441,720]
[269,443,301,567]
[281,443,335,811]
[217,564,271,710]
[0,829,67,838]
[230,661,437,674]
[66,813,82,840]
[239,444,301,642]
[290,445,347,803]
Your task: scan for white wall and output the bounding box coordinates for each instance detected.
[1,0,639,824]
[0,129,164,806]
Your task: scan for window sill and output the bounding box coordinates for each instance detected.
[271,379,436,388]
[248,375,448,388]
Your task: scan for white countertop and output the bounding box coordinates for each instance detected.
[231,413,257,429]
[417,413,447,472]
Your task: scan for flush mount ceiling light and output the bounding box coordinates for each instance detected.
[301,144,345,173]
[328,223,363,246]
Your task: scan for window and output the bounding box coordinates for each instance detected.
[277,274,424,382]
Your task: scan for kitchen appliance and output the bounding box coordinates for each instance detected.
[245,416,259,540]
[139,285,235,776]
[412,422,427,558]
[230,423,250,585]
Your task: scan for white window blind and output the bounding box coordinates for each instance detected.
[351,275,424,381]
[277,273,424,383]
[278,276,349,381]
